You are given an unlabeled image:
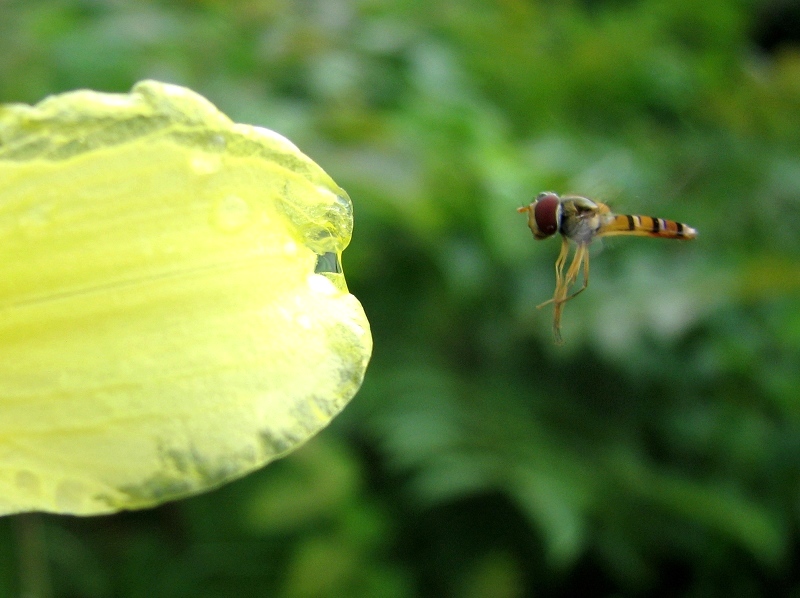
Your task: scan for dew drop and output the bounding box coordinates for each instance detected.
[212,195,251,232]
[209,133,227,150]
[18,204,52,237]
[307,273,338,296]
[190,152,221,175]
[15,470,41,496]
[283,240,298,255]
[55,480,86,511]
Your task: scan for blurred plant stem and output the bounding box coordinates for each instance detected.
[13,514,52,598]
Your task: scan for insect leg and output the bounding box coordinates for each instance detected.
[548,243,587,307]
[547,243,588,344]
[550,239,579,344]
[561,244,590,303]
[537,237,570,309]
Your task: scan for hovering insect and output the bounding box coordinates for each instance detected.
[518,192,697,344]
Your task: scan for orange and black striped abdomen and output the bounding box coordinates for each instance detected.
[599,213,697,239]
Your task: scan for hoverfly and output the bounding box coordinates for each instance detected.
[518,192,697,344]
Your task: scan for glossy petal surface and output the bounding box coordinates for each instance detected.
[0,81,371,515]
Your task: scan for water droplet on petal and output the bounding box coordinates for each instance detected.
[18,204,53,237]
[15,471,41,496]
[307,273,338,296]
[283,240,298,255]
[190,152,221,175]
[212,195,251,232]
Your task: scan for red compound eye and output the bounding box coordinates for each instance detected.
[533,193,560,238]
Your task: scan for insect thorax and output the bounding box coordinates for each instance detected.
[559,198,611,244]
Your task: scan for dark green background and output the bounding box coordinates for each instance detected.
[1,0,799,596]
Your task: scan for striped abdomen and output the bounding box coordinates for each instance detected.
[599,214,697,239]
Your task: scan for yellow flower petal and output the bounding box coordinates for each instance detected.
[0,81,371,515]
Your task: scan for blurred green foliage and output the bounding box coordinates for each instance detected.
[1,0,799,595]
